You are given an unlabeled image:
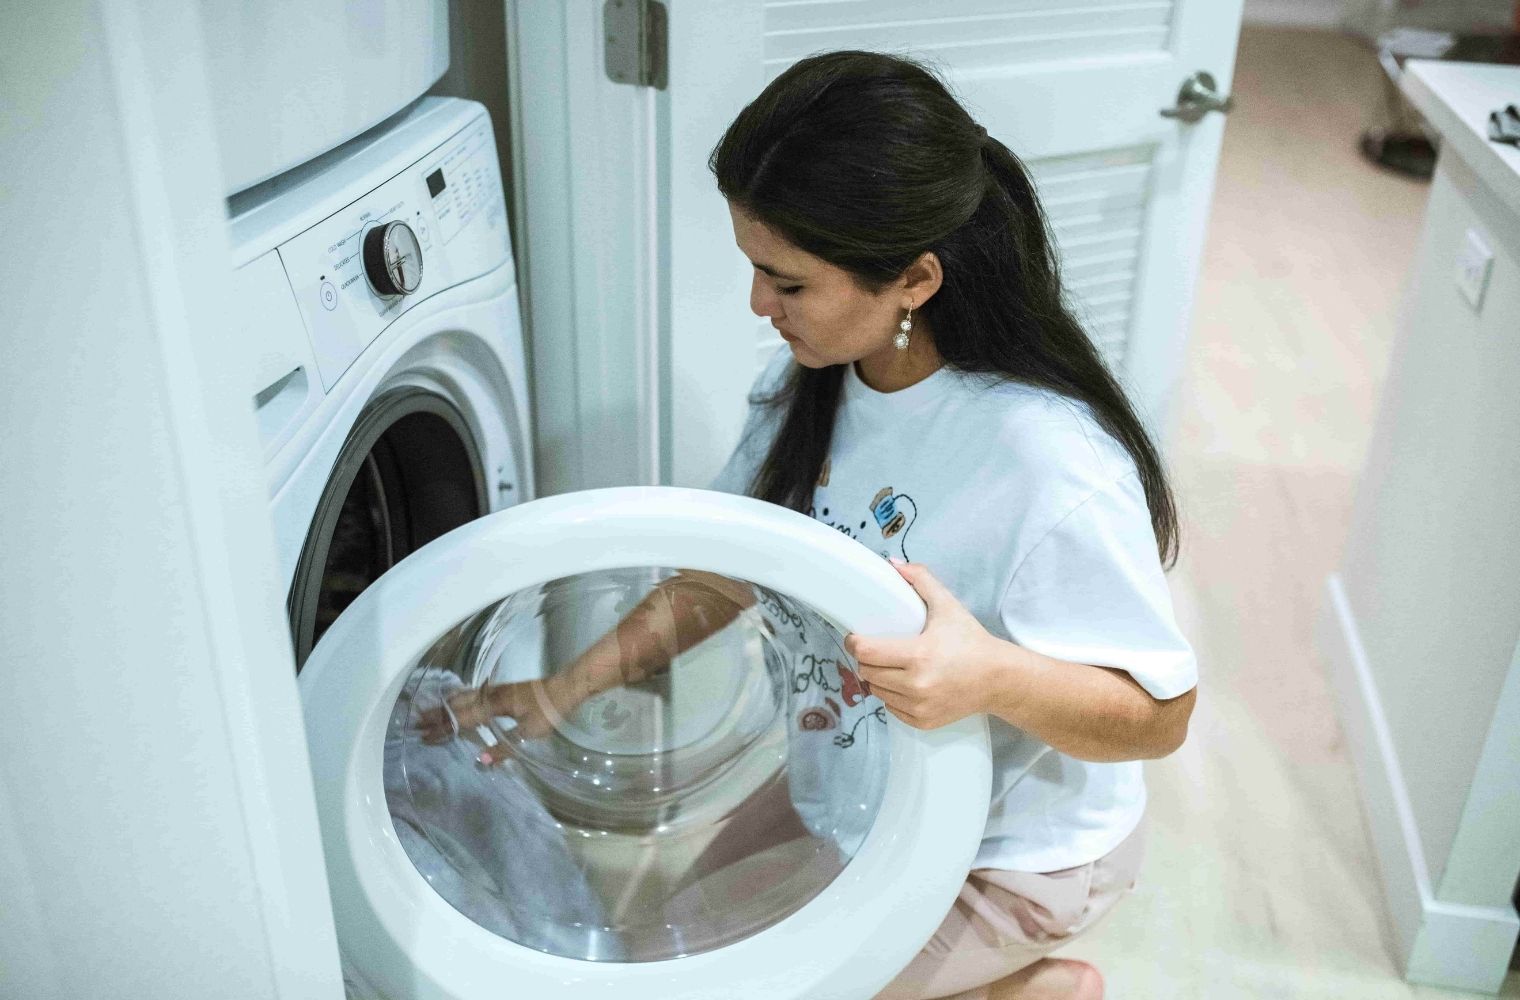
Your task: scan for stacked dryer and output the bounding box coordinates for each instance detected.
[201,0,451,197]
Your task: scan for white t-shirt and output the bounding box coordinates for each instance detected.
[710,349,1197,873]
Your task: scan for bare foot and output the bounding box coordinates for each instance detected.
[985,958,1103,1000]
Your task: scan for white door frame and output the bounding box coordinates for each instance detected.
[2,2,342,997]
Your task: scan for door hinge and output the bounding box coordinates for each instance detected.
[603,0,668,90]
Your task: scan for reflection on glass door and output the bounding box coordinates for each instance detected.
[385,566,892,961]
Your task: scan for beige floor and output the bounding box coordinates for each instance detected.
[1002,26,1520,1000]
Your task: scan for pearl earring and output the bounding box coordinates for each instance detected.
[894,304,913,351]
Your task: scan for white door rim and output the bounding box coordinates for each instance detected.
[298,486,992,999]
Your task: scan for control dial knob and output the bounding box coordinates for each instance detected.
[363,221,424,297]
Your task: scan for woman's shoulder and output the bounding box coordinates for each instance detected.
[946,371,1137,489]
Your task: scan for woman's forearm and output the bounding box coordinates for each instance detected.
[978,638,1195,763]
[559,570,759,699]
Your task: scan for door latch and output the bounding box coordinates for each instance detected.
[604,0,668,90]
[1160,71,1234,124]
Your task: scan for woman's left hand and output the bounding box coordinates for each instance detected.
[845,560,1004,730]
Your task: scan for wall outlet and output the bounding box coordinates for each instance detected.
[1456,227,1493,311]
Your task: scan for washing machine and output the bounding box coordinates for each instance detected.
[227,96,531,670]
[229,97,991,1000]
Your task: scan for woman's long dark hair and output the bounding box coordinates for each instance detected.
[710,50,1178,567]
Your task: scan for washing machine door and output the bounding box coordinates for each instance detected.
[299,486,991,1000]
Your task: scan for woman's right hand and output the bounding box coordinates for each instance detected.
[416,675,580,747]
[412,571,746,759]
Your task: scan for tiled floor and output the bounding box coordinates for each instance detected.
[1017,26,1520,1000]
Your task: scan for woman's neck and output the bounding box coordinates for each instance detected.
[853,326,944,393]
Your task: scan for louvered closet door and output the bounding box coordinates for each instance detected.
[666,0,1243,489]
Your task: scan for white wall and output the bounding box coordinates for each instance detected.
[1244,0,1347,28]
[1247,0,1516,33]
[1340,0,1518,36]
[1340,147,1520,907]
[0,3,341,997]
[1321,71,1520,992]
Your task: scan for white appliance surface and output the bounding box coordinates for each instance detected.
[227,96,531,593]
[202,0,449,195]
[299,487,993,999]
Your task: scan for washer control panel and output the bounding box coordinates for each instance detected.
[279,116,509,391]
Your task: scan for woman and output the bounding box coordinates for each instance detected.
[426,50,1197,1000]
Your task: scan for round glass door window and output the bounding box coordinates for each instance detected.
[383,566,892,963]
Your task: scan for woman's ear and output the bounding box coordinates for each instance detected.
[901,251,944,308]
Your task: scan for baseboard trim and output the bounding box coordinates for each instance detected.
[1321,574,1518,994]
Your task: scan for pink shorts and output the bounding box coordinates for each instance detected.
[674,778,1145,999]
[872,821,1147,1000]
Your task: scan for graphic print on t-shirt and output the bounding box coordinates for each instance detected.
[762,588,885,751]
[867,487,918,562]
[809,504,867,540]
[837,661,872,707]
[789,463,928,752]
[797,704,837,731]
[807,460,874,541]
[754,588,887,850]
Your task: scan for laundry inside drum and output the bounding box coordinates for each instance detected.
[383,565,892,962]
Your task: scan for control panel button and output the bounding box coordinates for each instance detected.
[319,280,339,311]
[363,221,424,297]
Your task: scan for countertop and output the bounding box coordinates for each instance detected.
[1402,60,1520,220]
